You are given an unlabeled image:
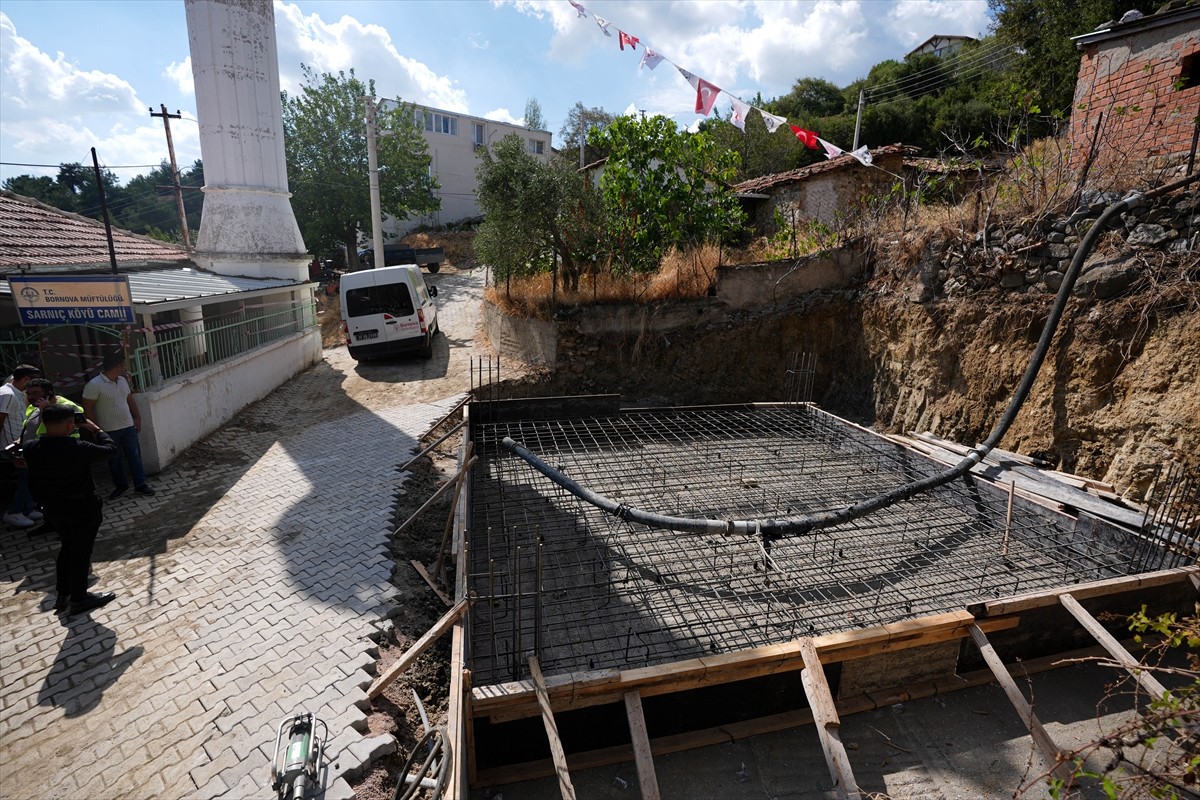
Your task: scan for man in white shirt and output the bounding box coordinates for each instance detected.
[82,352,154,499]
[1,364,43,527]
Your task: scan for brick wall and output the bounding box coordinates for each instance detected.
[1069,19,1199,180]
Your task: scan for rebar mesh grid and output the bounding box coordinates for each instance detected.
[467,405,1146,687]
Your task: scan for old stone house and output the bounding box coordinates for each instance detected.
[1068,2,1200,177]
[734,145,909,236]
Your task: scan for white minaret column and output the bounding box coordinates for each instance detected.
[185,0,308,281]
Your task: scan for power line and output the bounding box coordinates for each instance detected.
[865,42,1017,102]
[864,38,1014,97]
[1,160,166,170]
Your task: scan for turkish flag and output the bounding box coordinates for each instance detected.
[619,31,639,51]
[790,125,820,149]
[696,78,721,116]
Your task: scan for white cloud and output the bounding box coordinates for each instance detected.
[273,1,469,112]
[887,0,990,47]
[164,56,193,95]
[467,32,490,50]
[0,13,143,115]
[483,107,523,125]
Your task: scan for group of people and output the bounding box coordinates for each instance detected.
[0,352,154,616]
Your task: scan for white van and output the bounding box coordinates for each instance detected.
[340,265,439,360]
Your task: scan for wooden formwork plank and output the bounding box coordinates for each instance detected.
[473,611,1018,724]
[1059,593,1170,700]
[799,638,862,800]
[367,599,468,700]
[967,624,1073,782]
[623,691,661,800]
[529,656,577,800]
[972,565,1200,617]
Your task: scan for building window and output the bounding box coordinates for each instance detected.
[528,139,545,155]
[423,111,458,135]
[1179,52,1199,91]
[473,122,486,149]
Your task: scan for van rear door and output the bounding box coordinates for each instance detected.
[344,278,416,349]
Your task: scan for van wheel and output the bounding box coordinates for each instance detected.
[421,334,433,359]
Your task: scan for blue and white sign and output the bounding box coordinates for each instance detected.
[8,275,136,326]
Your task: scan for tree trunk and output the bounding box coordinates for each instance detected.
[345,226,362,270]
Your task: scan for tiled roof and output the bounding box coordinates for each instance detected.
[0,190,191,270]
[734,144,914,194]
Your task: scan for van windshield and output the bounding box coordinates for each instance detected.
[345,283,415,317]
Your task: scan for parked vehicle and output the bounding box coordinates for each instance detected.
[340,265,439,360]
[357,244,444,272]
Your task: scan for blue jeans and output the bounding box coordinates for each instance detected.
[7,466,33,515]
[108,426,148,490]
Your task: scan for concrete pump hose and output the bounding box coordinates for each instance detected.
[503,171,1200,539]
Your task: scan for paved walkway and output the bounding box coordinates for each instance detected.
[0,270,485,800]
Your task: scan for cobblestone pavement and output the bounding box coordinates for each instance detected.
[0,269,487,800]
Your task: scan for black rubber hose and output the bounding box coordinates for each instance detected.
[503,172,1200,538]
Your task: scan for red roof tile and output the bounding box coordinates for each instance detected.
[734,144,915,194]
[0,190,190,270]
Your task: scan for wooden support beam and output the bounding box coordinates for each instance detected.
[391,455,478,537]
[410,559,453,607]
[401,417,467,472]
[529,656,577,800]
[967,624,1073,782]
[433,441,475,581]
[368,599,468,700]
[623,691,660,800]
[474,611,1019,724]
[1058,593,1170,700]
[972,565,1200,617]
[799,638,862,800]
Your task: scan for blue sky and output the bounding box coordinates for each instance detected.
[0,0,991,187]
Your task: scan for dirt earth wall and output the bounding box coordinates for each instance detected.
[495,287,1198,501]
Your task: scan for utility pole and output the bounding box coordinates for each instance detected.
[90,147,119,275]
[150,104,192,251]
[852,89,866,150]
[364,95,385,271]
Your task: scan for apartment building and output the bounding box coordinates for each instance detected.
[385,104,553,237]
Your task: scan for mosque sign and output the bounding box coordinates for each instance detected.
[8,275,136,326]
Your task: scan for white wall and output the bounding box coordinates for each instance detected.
[134,328,321,472]
[385,107,552,236]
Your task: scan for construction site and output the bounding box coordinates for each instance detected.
[370,379,1198,799]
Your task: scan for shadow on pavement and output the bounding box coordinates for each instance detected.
[37,616,143,718]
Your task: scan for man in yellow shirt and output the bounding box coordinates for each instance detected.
[23,378,84,440]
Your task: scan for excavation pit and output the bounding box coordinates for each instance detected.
[444,397,1195,791]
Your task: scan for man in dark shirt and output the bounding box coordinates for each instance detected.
[23,404,119,615]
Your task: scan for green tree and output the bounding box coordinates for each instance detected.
[699,105,812,181]
[523,97,546,131]
[773,77,847,119]
[558,101,618,166]
[282,65,437,264]
[475,133,602,292]
[988,0,1158,118]
[589,115,745,273]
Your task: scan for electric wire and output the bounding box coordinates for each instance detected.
[863,40,1018,102]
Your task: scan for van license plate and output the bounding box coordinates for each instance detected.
[354,330,378,341]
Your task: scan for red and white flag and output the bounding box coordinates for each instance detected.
[730,97,750,131]
[568,0,587,18]
[696,78,720,115]
[817,137,843,159]
[759,109,786,133]
[619,31,639,51]
[790,125,820,149]
[639,48,664,71]
[594,15,613,36]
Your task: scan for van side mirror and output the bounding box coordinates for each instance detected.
[429,285,438,298]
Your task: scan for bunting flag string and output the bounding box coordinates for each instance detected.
[562,0,875,167]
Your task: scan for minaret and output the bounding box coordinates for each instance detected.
[184,0,308,281]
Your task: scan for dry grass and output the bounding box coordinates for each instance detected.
[485,243,725,319]
[316,292,344,347]
[400,231,477,267]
